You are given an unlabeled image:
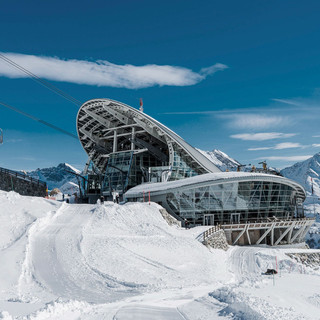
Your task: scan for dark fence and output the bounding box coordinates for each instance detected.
[0,167,47,197]
[0,167,46,187]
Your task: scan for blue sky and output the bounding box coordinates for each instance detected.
[1,0,320,171]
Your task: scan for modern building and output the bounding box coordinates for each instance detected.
[77,98,313,245]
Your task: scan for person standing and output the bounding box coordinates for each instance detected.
[116,192,120,204]
[112,190,117,203]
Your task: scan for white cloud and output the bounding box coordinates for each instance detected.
[274,142,303,149]
[231,132,297,141]
[248,147,272,151]
[257,155,312,162]
[0,52,228,89]
[248,142,304,151]
[271,98,303,107]
[312,144,320,147]
[220,114,291,129]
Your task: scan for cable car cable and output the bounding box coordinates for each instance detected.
[0,53,82,107]
[0,101,78,139]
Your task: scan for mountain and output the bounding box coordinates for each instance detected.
[280,153,320,204]
[197,148,241,170]
[281,153,320,248]
[27,163,81,194]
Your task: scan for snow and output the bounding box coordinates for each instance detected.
[0,190,319,319]
[197,148,241,170]
[281,154,320,248]
[64,163,81,175]
[27,163,80,191]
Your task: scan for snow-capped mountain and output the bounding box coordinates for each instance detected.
[197,148,241,170]
[281,153,320,204]
[281,153,320,248]
[27,163,81,193]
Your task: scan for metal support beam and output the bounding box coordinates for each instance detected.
[300,222,312,242]
[274,224,294,245]
[256,225,273,245]
[131,127,136,150]
[232,225,248,245]
[85,109,112,128]
[246,227,251,245]
[287,222,296,243]
[131,137,168,162]
[79,127,106,149]
[133,117,166,143]
[103,104,131,125]
[298,223,310,243]
[113,130,117,153]
[290,224,307,243]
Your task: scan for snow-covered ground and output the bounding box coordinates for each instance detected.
[0,190,319,319]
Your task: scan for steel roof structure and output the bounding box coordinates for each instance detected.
[76,98,221,175]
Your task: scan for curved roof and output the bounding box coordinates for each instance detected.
[76,98,221,173]
[125,172,306,201]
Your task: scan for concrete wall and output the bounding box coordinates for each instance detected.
[0,171,47,197]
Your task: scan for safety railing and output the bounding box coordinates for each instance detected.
[0,166,47,187]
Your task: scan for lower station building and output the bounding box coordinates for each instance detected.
[77,98,314,245]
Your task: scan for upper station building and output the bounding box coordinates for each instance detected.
[76,99,308,231]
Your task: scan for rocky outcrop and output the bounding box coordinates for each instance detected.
[203,230,229,251]
[286,252,320,270]
[159,208,181,227]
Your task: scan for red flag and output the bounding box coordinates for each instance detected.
[140,98,143,107]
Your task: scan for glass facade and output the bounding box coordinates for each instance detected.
[166,181,297,224]
[169,144,206,181]
[102,151,167,195]
[102,151,134,194]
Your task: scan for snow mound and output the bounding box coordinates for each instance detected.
[0,190,319,319]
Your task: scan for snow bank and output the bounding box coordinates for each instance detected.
[0,190,319,319]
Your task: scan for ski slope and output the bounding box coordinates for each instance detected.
[0,190,319,319]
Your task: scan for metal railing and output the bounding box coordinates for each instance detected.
[0,166,47,187]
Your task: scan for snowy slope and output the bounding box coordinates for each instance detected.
[0,190,319,319]
[197,148,241,170]
[281,153,320,203]
[281,154,320,248]
[27,163,80,193]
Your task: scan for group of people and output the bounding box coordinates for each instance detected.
[97,191,120,205]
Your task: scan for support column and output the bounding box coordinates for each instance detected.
[131,127,135,150]
[113,130,117,153]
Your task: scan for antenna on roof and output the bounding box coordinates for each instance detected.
[139,98,144,113]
